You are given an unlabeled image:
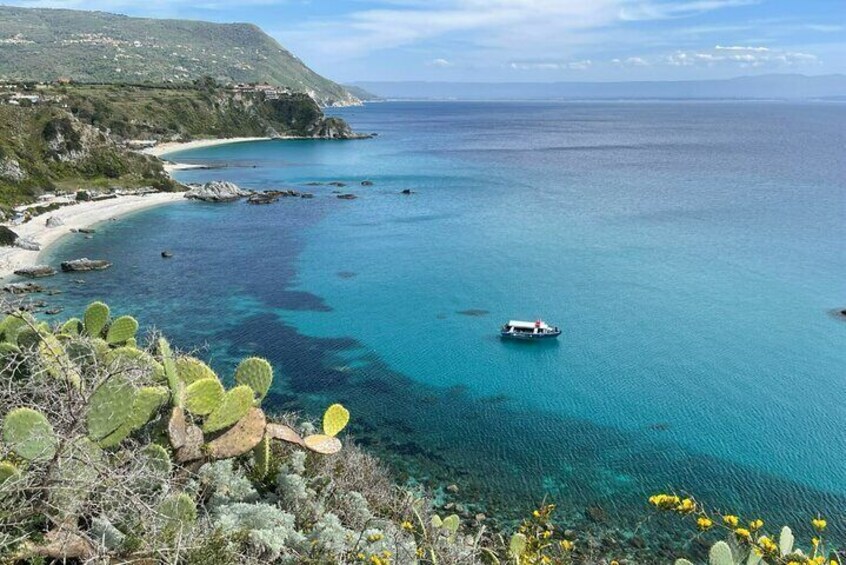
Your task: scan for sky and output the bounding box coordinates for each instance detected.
[3,0,845,83]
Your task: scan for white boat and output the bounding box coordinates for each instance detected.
[500,319,561,340]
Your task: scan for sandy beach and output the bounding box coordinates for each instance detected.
[143,137,271,158]
[0,192,185,281]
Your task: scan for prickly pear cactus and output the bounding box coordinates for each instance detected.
[202,385,254,434]
[709,541,734,565]
[176,357,217,385]
[302,434,342,455]
[38,333,81,388]
[509,533,527,558]
[87,376,137,441]
[105,315,139,345]
[104,347,165,382]
[84,302,111,337]
[98,386,168,448]
[158,338,183,407]
[0,461,20,485]
[779,526,794,556]
[2,407,57,461]
[1,313,33,345]
[441,514,460,535]
[252,435,271,479]
[323,403,349,437]
[234,357,273,403]
[158,493,197,534]
[60,318,83,336]
[184,378,224,416]
[205,407,266,459]
[142,444,172,475]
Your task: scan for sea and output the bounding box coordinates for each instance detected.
[37,101,846,557]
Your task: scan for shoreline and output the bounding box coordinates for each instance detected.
[142,136,271,158]
[0,192,185,281]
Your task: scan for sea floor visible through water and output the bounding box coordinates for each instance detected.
[28,101,846,561]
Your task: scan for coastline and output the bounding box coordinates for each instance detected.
[0,192,185,281]
[142,137,272,158]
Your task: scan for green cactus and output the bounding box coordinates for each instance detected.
[176,357,217,385]
[87,376,137,441]
[234,357,273,403]
[125,337,138,348]
[323,403,350,437]
[0,461,21,485]
[38,333,81,388]
[60,318,83,336]
[142,444,172,475]
[205,407,266,459]
[0,342,20,356]
[509,533,527,558]
[16,327,44,349]
[104,347,165,382]
[1,313,33,345]
[98,386,168,448]
[158,493,197,534]
[709,541,734,565]
[49,437,102,520]
[158,338,183,407]
[184,378,224,416]
[779,526,794,556]
[252,435,271,479]
[84,301,111,337]
[202,385,254,433]
[675,560,695,565]
[105,315,139,345]
[441,514,460,535]
[2,407,57,461]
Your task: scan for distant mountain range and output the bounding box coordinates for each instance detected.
[353,74,846,101]
[0,6,356,106]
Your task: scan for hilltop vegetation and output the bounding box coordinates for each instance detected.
[0,6,357,106]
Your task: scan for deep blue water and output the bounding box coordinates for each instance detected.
[38,102,846,549]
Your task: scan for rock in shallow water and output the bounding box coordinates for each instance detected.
[185,180,250,202]
[14,265,57,278]
[60,258,112,272]
[14,237,40,251]
[45,216,64,228]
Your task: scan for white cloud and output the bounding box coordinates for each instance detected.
[620,0,759,21]
[509,59,593,71]
[665,45,818,67]
[612,56,650,66]
[428,58,453,67]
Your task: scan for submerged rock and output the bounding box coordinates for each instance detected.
[336,193,357,200]
[247,193,280,205]
[185,181,250,202]
[161,251,174,258]
[4,282,43,294]
[14,265,57,279]
[60,258,112,272]
[361,180,374,186]
[400,189,415,195]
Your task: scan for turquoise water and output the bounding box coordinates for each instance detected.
[39,102,846,549]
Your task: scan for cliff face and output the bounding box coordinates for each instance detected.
[0,104,177,208]
[0,6,357,106]
[59,85,359,142]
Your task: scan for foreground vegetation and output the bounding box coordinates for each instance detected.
[0,303,840,563]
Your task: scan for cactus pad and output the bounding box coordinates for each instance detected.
[87,376,136,441]
[142,444,172,475]
[159,493,197,532]
[202,385,254,433]
[441,514,460,534]
[302,434,342,455]
[60,318,83,336]
[98,386,167,445]
[1,313,32,345]
[509,533,527,557]
[323,403,350,437]
[83,302,111,337]
[105,347,165,382]
[105,315,139,345]
[205,407,267,459]
[175,424,204,463]
[176,357,217,385]
[38,333,81,388]
[158,338,183,407]
[234,357,273,402]
[2,407,57,461]
[253,434,271,478]
[266,423,304,446]
[0,461,20,485]
[709,541,734,565]
[167,406,188,449]
[184,378,224,416]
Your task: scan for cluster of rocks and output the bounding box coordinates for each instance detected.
[246,190,314,205]
[60,258,112,272]
[184,181,251,202]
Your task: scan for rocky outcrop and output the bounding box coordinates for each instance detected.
[14,237,40,251]
[0,158,26,182]
[45,216,64,228]
[14,265,57,278]
[185,181,250,202]
[60,258,112,272]
[0,226,18,246]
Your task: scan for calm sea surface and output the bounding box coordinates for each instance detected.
[40,102,846,549]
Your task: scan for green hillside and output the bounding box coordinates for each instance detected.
[0,6,357,106]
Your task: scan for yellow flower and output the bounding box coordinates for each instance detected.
[367,533,384,543]
[357,553,365,560]
[649,494,682,510]
[541,530,552,539]
[611,561,620,565]
[541,557,551,565]
[723,515,739,527]
[533,510,541,518]
[757,536,778,554]
[560,540,574,551]
[812,518,827,531]
[676,498,696,513]
[734,528,751,541]
[401,521,413,531]
[812,537,820,546]
[749,519,764,531]
[812,558,825,565]
[697,517,714,531]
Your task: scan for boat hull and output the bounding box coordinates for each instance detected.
[500,330,561,340]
